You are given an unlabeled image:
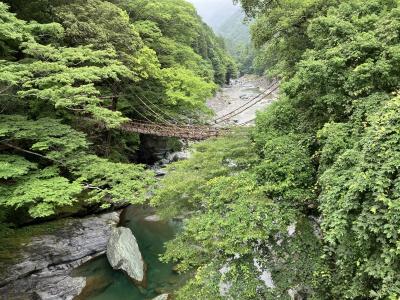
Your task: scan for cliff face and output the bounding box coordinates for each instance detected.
[0,212,120,300]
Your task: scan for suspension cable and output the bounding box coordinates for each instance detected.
[134,94,175,126]
[213,80,279,123]
[131,105,154,123]
[141,94,180,124]
[214,84,279,125]
[239,118,256,126]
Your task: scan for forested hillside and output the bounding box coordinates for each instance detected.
[0,0,235,222]
[188,0,254,74]
[187,0,239,30]
[2,0,400,299]
[152,0,400,299]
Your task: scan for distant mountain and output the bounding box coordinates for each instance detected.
[186,0,240,30]
[217,8,250,45]
[187,0,254,73]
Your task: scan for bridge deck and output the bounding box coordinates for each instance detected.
[122,121,226,140]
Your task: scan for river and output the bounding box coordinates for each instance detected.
[74,76,274,299]
[0,76,274,300]
[74,206,185,299]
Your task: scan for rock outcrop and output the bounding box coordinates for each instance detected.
[165,150,190,162]
[106,227,145,285]
[0,211,120,300]
[152,294,170,300]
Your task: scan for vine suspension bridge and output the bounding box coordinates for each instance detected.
[119,81,279,140]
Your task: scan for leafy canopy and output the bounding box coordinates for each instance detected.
[152,0,400,299]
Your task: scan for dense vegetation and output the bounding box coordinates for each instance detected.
[2,0,400,299]
[0,0,235,223]
[188,0,256,75]
[151,0,400,299]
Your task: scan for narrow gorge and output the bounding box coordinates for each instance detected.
[2,0,400,299]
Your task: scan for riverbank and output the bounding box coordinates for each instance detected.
[0,212,120,299]
[0,75,273,300]
[74,206,186,300]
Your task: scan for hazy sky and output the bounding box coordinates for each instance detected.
[186,0,240,30]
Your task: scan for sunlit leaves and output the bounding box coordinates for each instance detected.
[161,67,216,111]
[71,155,155,205]
[0,43,134,127]
[0,115,88,161]
[0,167,83,218]
[0,155,36,179]
[0,115,154,217]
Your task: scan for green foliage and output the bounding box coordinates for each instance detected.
[0,42,135,127]
[55,0,140,51]
[0,115,88,159]
[318,95,400,298]
[239,0,338,77]
[111,0,237,85]
[0,116,88,217]
[2,0,234,135]
[105,0,236,121]
[219,0,400,298]
[0,115,154,218]
[161,67,216,111]
[0,0,238,223]
[71,155,155,207]
[0,2,31,57]
[151,132,257,217]
[0,155,36,179]
[150,0,400,299]
[255,133,316,206]
[152,132,322,298]
[1,167,83,218]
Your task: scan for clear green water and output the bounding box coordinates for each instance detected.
[74,206,185,300]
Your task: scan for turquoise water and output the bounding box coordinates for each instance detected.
[75,206,185,299]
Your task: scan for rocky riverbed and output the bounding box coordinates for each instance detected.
[207,75,278,125]
[72,206,184,300]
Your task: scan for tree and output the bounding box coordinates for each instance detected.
[152,0,400,299]
[0,3,154,220]
[0,115,154,218]
[237,0,338,77]
[151,133,322,299]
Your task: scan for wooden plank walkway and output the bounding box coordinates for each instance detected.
[121,120,227,140]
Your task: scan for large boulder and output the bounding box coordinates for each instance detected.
[152,294,170,300]
[165,150,191,163]
[0,211,120,300]
[106,227,145,285]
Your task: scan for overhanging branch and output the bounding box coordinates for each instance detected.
[0,142,65,166]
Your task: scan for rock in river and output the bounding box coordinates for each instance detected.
[0,211,120,300]
[152,294,170,300]
[106,227,146,285]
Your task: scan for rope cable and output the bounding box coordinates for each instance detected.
[239,118,256,126]
[214,84,279,124]
[213,80,279,122]
[131,105,154,123]
[141,94,181,124]
[134,94,174,125]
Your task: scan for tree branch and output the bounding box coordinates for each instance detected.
[84,184,105,191]
[0,85,13,94]
[0,142,65,165]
